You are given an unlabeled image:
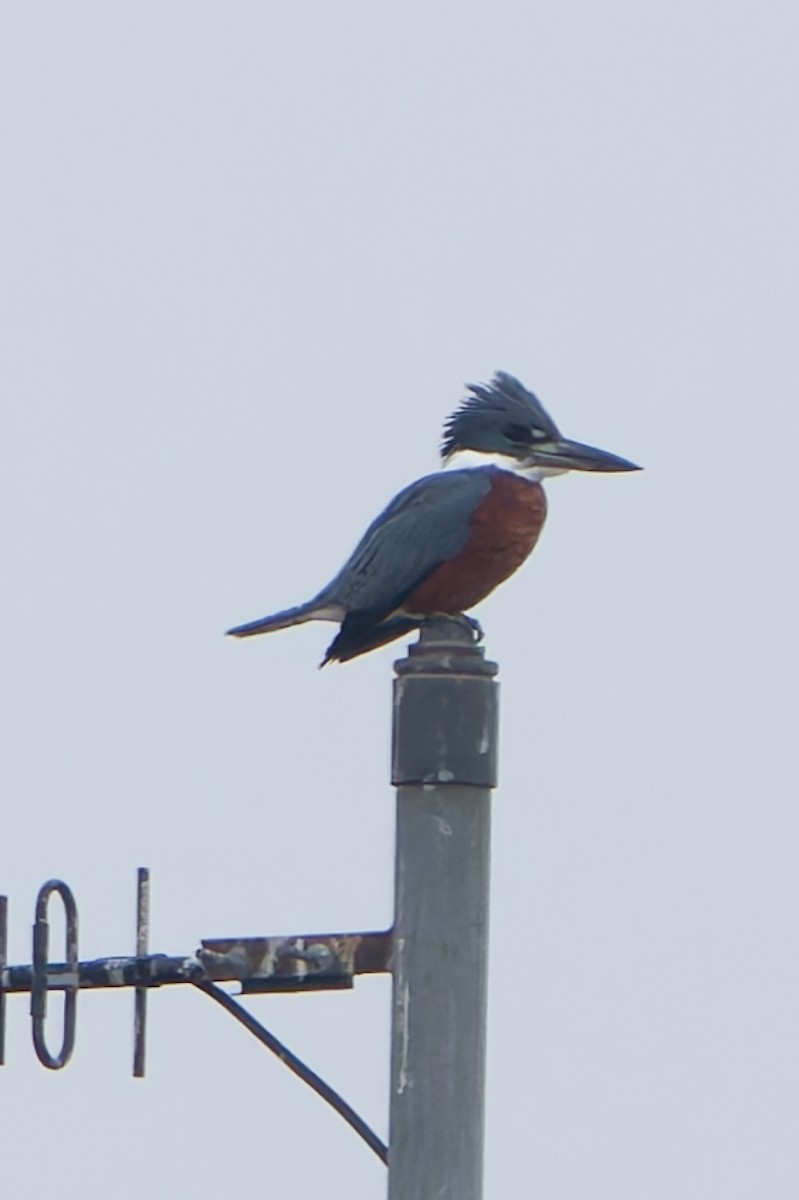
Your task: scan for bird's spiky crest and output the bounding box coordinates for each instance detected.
[441,371,561,460]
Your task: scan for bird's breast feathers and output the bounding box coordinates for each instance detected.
[397,468,547,617]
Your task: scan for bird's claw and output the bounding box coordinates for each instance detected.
[423,612,484,644]
[461,614,484,644]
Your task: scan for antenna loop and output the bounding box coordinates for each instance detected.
[31,880,78,1069]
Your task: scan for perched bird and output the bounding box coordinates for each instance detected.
[228,372,640,664]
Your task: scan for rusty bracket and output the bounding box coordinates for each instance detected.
[199,931,392,993]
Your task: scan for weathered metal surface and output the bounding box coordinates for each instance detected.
[2,933,392,996]
[3,953,204,993]
[389,619,497,1200]
[199,931,392,992]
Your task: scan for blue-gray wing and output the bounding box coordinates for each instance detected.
[315,468,493,616]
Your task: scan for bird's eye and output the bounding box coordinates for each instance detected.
[503,422,550,444]
[503,422,534,444]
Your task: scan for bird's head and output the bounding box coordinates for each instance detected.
[441,372,641,477]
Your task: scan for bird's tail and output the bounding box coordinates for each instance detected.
[321,615,421,665]
[227,601,336,639]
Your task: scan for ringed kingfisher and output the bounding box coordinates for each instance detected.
[228,372,640,664]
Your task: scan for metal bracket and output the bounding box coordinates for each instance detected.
[199,931,391,993]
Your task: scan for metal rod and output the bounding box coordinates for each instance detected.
[133,867,150,1077]
[195,980,388,1164]
[5,953,204,993]
[388,619,498,1200]
[0,895,7,1066]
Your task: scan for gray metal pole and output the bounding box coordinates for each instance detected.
[388,617,498,1200]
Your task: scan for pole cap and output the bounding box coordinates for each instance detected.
[392,620,499,788]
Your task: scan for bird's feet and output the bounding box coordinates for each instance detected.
[458,613,484,643]
[420,612,484,645]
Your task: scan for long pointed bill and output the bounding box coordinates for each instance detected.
[534,437,641,473]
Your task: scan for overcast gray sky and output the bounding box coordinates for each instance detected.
[2,3,798,1197]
